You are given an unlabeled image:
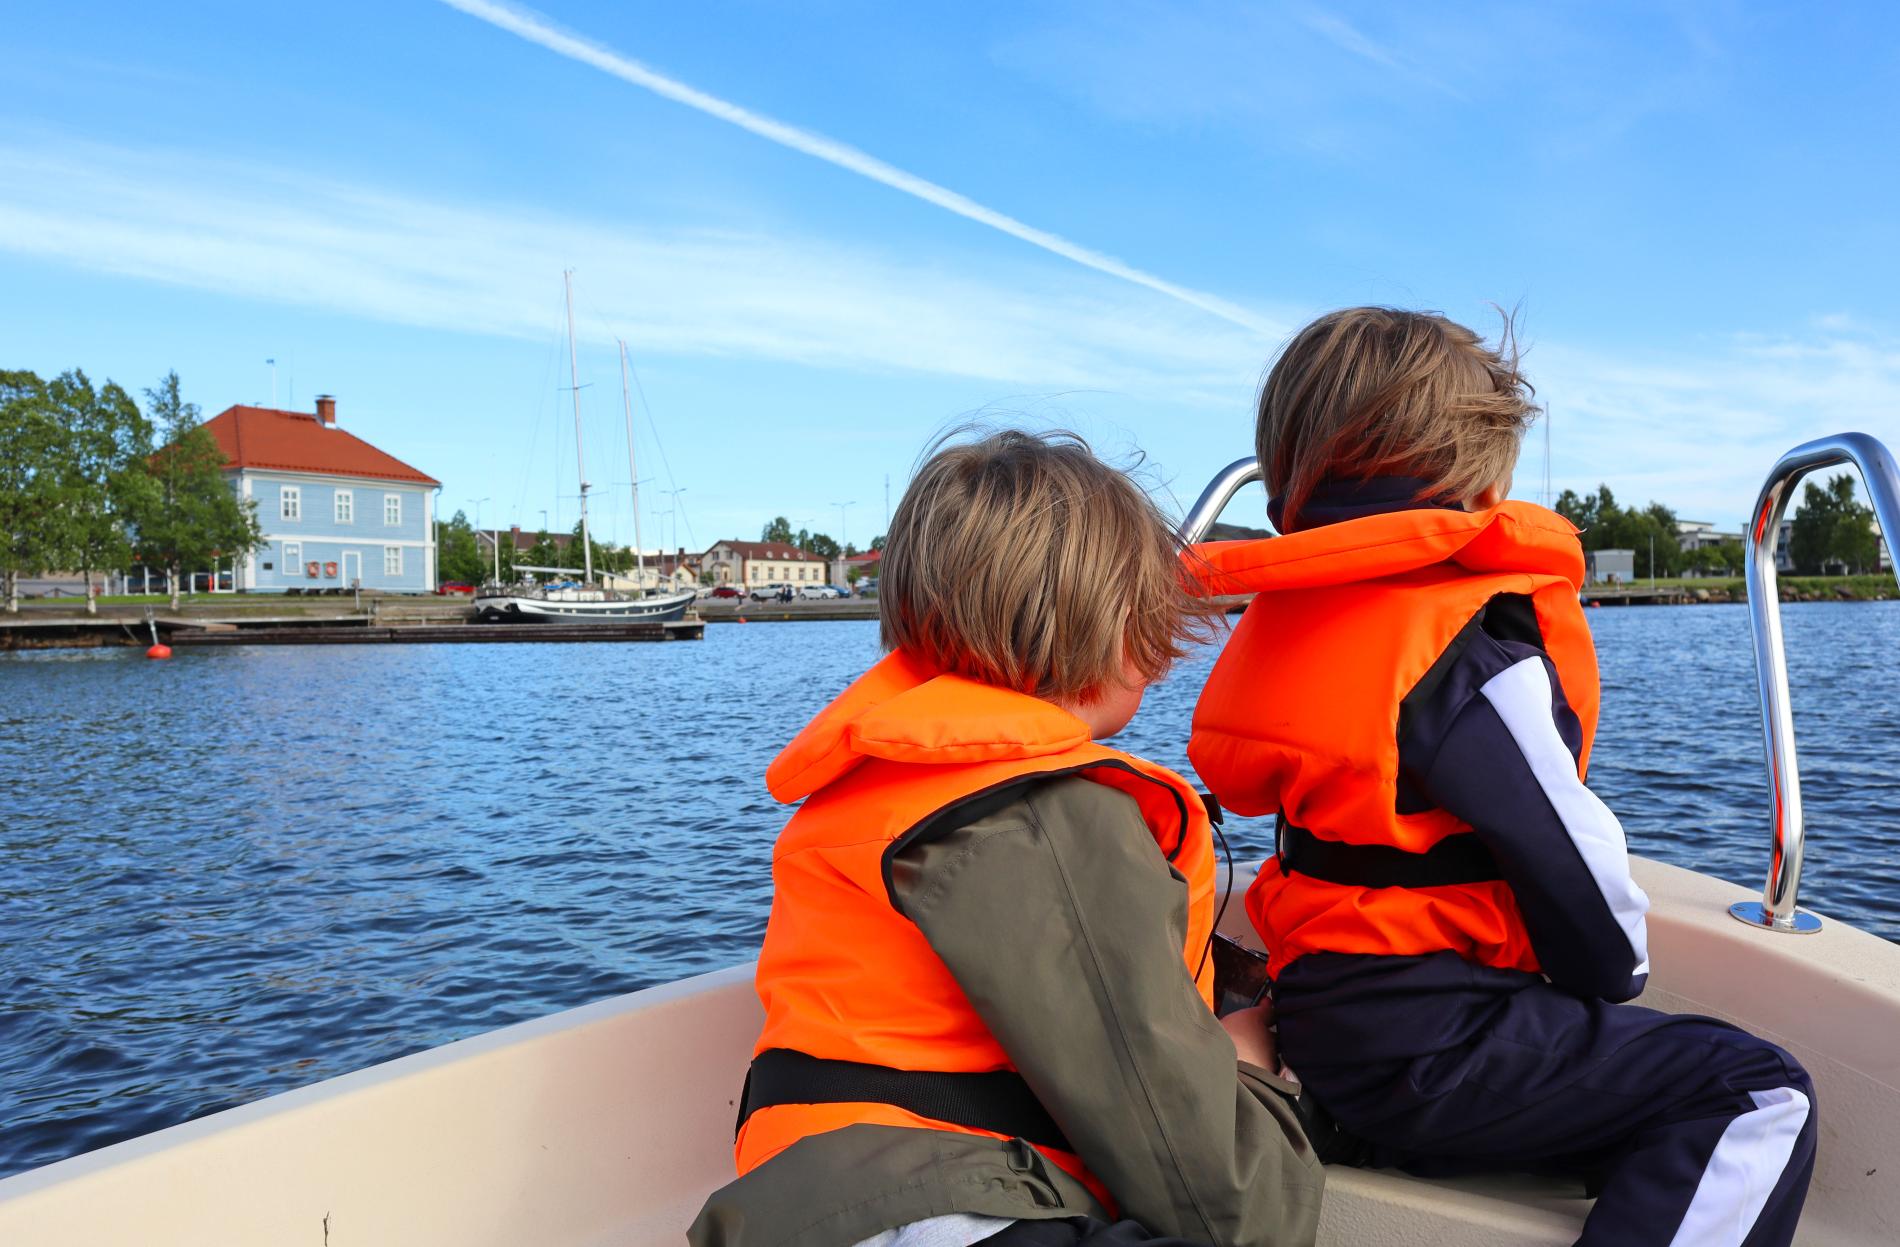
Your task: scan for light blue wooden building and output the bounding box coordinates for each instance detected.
[203,396,441,593]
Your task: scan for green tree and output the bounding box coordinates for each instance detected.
[804,531,840,560]
[436,511,487,585]
[0,371,66,613]
[522,530,565,571]
[760,516,794,544]
[1788,474,1876,574]
[126,372,264,609]
[870,533,886,552]
[46,370,152,613]
[1553,484,1679,578]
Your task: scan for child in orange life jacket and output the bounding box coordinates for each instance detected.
[691,430,1322,1247]
[1189,308,1817,1247]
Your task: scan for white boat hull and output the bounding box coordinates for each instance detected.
[474,589,695,624]
[2,858,1895,1246]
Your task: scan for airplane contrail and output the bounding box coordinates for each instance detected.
[438,0,1274,335]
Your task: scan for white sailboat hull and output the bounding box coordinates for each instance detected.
[474,589,695,624]
[2,857,1896,1246]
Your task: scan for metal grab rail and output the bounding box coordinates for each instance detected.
[1735,432,1900,934]
[1179,457,1265,546]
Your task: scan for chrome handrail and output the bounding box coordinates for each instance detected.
[1734,432,1900,934]
[1179,457,1265,545]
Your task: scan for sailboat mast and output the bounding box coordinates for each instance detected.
[563,269,594,585]
[618,339,648,593]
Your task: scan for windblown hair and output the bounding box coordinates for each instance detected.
[1257,306,1539,530]
[881,428,1212,702]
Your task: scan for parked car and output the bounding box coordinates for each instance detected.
[706,585,743,599]
[827,584,854,598]
[437,581,475,595]
[748,584,790,601]
[798,584,841,600]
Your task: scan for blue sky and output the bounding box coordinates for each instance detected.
[4,1,1897,548]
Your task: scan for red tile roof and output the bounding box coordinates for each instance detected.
[202,405,439,486]
[711,540,824,562]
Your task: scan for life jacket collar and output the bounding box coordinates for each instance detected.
[1194,500,1583,596]
[766,650,1092,803]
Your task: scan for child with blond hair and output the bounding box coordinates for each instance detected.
[693,429,1321,1247]
[1190,308,1816,1246]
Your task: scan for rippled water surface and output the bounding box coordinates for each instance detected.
[3,604,1897,1177]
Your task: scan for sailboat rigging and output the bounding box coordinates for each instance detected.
[473,273,698,624]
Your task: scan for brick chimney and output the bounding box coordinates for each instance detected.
[315,395,336,426]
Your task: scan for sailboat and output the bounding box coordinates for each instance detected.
[474,272,698,625]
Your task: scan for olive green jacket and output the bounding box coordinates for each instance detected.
[689,777,1323,1247]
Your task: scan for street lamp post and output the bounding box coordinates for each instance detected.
[833,500,857,554]
[469,497,492,584]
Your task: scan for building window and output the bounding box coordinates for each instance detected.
[384,547,403,577]
[284,541,302,572]
[384,494,401,526]
[334,490,354,524]
[281,485,301,521]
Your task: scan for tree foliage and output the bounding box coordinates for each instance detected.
[0,371,65,612]
[127,371,264,608]
[1789,474,1880,574]
[45,370,152,611]
[436,511,487,585]
[760,516,794,544]
[1553,484,1682,578]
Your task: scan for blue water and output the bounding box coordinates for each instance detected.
[2,604,1897,1178]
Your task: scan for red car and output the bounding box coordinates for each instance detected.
[707,585,742,599]
[437,581,476,595]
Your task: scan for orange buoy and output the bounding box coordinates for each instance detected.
[146,643,173,659]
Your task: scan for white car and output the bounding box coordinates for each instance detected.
[747,584,792,601]
[798,584,842,600]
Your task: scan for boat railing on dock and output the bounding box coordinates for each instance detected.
[1737,432,1900,934]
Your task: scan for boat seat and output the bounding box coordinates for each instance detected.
[1318,1165,1590,1245]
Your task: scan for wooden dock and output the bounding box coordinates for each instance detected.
[1,614,703,649]
[166,620,704,645]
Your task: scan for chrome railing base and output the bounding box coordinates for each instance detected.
[1728,901,1822,934]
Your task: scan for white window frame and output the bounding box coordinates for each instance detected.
[284,541,302,575]
[334,489,354,525]
[384,493,401,526]
[280,485,301,521]
[384,546,403,577]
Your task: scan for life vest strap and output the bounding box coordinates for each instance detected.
[738,1048,1073,1153]
[1277,818,1503,888]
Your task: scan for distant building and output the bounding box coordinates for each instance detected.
[1585,548,1635,585]
[834,548,881,586]
[204,396,440,593]
[702,540,827,589]
[1675,520,1742,552]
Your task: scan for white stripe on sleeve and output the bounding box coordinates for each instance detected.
[1479,656,1651,976]
[1668,1087,1811,1246]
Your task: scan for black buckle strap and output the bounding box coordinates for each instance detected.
[737,1048,1073,1153]
[1277,818,1502,889]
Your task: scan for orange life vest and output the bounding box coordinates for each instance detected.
[1188,502,1598,979]
[736,648,1218,1191]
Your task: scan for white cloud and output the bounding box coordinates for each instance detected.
[0,138,1277,405]
[1,136,1895,533]
[436,0,1275,334]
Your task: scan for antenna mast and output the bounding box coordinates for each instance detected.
[618,339,648,594]
[564,270,594,584]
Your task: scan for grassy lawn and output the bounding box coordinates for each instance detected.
[1591,575,1892,600]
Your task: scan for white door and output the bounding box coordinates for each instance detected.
[341,550,362,588]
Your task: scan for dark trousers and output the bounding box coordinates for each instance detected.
[1276,952,1817,1247]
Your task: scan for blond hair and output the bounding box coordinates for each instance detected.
[881,429,1211,702]
[1257,307,1538,530]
